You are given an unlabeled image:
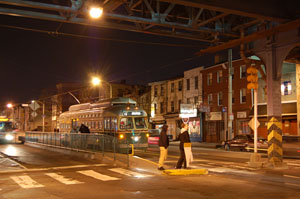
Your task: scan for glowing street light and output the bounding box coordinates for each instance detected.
[89,7,103,19]
[91,76,112,100]
[6,103,13,108]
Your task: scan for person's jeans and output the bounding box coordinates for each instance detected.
[158,147,168,168]
[176,149,186,168]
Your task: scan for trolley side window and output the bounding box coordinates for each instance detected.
[134,117,147,129]
[120,117,133,129]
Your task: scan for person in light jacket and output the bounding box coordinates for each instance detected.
[158,124,169,170]
[175,123,191,169]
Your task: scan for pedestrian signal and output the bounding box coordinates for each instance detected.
[246,66,258,90]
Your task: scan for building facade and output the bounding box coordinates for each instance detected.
[202,59,254,142]
[183,67,204,141]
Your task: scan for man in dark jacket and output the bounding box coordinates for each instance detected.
[158,124,169,170]
[175,123,191,169]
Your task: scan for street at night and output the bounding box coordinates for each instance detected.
[1,0,300,198]
[1,143,300,198]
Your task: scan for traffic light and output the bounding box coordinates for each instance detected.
[247,66,258,90]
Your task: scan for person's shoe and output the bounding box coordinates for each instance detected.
[158,167,165,170]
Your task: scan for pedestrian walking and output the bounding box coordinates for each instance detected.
[158,124,169,170]
[175,123,191,169]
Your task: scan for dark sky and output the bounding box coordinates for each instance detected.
[0,14,231,106]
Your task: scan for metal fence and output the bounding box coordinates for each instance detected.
[25,132,131,165]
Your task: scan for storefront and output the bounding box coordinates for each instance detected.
[204,112,224,143]
[249,101,298,138]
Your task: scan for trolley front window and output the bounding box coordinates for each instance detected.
[120,117,133,129]
[134,117,147,129]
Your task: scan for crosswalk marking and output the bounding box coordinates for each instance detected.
[45,173,84,185]
[10,175,44,189]
[109,168,152,178]
[77,170,120,181]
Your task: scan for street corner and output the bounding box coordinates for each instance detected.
[163,168,208,176]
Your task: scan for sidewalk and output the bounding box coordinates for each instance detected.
[169,141,221,149]
[0,153,24,171]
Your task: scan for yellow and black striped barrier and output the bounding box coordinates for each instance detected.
[267,116,283,163]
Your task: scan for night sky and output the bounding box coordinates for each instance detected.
[0,14,230,106]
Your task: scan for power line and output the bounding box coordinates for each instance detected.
[0,24,201,48]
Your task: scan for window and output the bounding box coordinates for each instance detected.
[171,83,174,93]
[240,88,246,104]
[240,65,246,78]
[195,76,198,89]
[171,101,174,112]
[104,118,111,130]
[281,81,292,95]
[217,70,223,83]
[232,90,235,104]
[160,102,164,113]
[178,100,181,110]
[194,96,198,105]
[186,79,190,90]
[120,117,133,129]
[187,98,190,104]
[161,85,164,96]
[208,94,213,105]
[178,81,183,91]
[218,92,223,106]
[207,73,212,86]
[154,103,157,114]
[154,86,158,97]
[134,117,147,129]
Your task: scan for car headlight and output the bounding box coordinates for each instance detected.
[5,134,14,141]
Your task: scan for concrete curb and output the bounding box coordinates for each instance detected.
[163,168,208,175]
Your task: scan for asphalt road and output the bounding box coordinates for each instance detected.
[1,143,300,199]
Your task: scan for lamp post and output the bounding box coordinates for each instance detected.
[92,77,112,100]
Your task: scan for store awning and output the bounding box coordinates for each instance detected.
[249,102,297,117]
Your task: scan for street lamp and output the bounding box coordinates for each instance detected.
[91,76,112,100]
[89,7,103,19]
[32,100,45,132]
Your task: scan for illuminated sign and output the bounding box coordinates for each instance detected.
[124,112,143,116]
[180,104,197,118]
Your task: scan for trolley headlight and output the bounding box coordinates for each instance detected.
[119,134,125,139]
[5,134,14,141]
[131,136,141,142]
[146,133,149,137]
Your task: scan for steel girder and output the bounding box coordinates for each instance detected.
[0,0,296,46]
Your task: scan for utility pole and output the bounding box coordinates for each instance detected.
[228,49,233,140]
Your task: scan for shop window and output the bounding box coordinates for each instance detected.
[195,76,198,89]
[237,120,250,134]
[281,81,292,95]
[240,88,246,104]
[217,70,223,83]
[207,73,212,86]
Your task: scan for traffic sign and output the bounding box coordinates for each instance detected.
[31,112,38,118]
[29,101,40,111]
[248,118,260,130]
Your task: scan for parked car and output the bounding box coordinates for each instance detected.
[222,134,267,151]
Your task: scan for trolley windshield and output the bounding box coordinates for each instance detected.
[134,117,147,129]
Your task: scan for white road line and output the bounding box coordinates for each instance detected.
[284,175,300,179]
[109,168,152,178]
[10,175,44,189]
[45,173,84,185]
[77,170,120,181]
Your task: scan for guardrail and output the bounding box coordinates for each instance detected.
[25,132,132,166]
